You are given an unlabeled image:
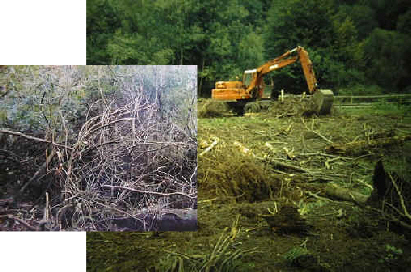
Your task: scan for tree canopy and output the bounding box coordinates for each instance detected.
[87,0,411,96]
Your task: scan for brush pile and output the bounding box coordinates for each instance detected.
[0,66,197,231]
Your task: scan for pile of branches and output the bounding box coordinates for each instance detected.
[267,96,318,117]
[1,96,197,231]
[198,99,230,118]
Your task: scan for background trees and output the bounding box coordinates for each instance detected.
[87,0,411,96]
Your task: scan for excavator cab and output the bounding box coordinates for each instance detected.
[243,70,254,87]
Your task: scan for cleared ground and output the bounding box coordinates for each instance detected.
[87,100,411,271]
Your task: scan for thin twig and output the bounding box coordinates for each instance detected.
[302,123,333,144]
[298,152,352,159]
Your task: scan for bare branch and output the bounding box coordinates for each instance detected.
[0,129,73,150]
[1,215,38,231]
[101,185,197,199]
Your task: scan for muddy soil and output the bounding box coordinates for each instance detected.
[87,102,411,271]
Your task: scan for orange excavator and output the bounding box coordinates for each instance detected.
[211,46,334,115]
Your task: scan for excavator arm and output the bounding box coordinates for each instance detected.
[211,46,334,115]
[254,46,333,114]
[297,47,317,94]
[245,46,318,97]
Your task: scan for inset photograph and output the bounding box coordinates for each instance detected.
[0,65,197,231]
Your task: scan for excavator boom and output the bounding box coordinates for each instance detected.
[246,46,318,95]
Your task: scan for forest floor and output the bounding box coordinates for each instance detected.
[87,99,411,271]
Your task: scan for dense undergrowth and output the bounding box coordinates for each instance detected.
[0,65,197,231]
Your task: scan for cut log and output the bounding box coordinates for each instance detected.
[265,158,309,173]
[326,135,411,156]
[110,209,197,231]
[324,183,368,205]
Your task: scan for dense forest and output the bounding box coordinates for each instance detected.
[87,0,411,97]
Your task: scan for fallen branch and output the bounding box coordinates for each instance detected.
[367,206,411,231]
[0,198,14,207]
[283,147,296,160]
[234,141,310,174]
[264,157,310,174]
[326,135,411,155]
[91,200,146,225]
[2,215,38,231]
[298,152,352,160]
[0,129,73,150]
[324,156,344,170]
[354,178,373,189]
[101,185,197,199]
[302,118,333,144]
[199,136,219,157]
[306,191,336,203]
[324,183,368,206]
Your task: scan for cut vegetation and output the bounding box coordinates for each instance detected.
[88,102,411,271]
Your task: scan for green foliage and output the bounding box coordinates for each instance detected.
[238,33,264,73]
[333,15,364,71]
[87,0,122,64]
[283,247,310,262]
[397,9,411,35]
[338,85,383,96]
[264,0,335,55]
[371,98,411,116]
[363,28,411,91]
[1,66,196,136]
[264,0,362,93]
[154,255,187,272]
[86,0,411,96]
[363,0,410,30]
[334,5,377,39]
[1,67,81,132]
[378,244,403,263]
[297,199,327,217]
[334,17,358,49]
[86,0,265,96]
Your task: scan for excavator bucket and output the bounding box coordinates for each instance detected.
[313,89,334,114]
